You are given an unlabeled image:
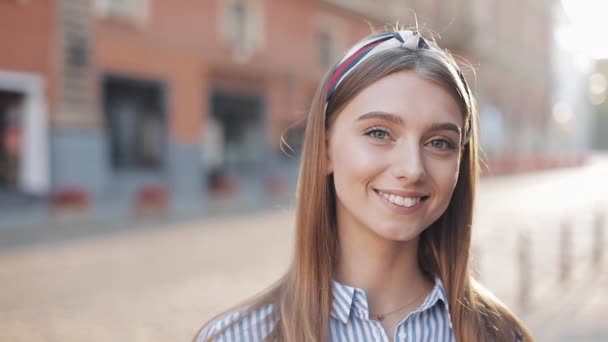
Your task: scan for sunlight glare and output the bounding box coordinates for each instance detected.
[560,0,608,59]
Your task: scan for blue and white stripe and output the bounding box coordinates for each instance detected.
[197,277,454,341]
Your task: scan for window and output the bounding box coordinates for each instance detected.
[232,1,248,56]
[94,0,149,25]
[318,29,334,68]
[220,0,265,61]
[314,15,344,70]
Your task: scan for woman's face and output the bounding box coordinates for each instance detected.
[327,70,464,242]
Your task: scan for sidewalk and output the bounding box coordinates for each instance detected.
[525,264,608,341]
[0,191,293,252]
[1,207,605,342]
[0,156,607,341]
[0,210,296,342]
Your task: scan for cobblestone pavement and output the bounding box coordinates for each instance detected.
[1,157,607,341]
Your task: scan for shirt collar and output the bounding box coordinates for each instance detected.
[330,276,450,324]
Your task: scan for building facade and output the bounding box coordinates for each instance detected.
[0,0,560,219]
[472,0,555,158]
[0,0,54,213]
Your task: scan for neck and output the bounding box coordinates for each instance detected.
[335,222,431,311]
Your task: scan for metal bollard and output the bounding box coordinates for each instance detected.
[517,231,532,311]
[559,221,573,284]
[592,211,605,268]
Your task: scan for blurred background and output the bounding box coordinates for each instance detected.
[0,0,607,341]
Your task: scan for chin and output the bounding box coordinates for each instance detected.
[373,224,424,242]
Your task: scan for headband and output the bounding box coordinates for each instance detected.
[326,30,472,144]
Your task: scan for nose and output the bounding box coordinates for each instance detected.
[390,140,426,183]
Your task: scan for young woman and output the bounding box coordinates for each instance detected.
[196,29,533,342]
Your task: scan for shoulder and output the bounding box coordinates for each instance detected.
[195,304,276,342]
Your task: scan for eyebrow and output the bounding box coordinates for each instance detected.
[356,111,462,136]
[356,111,404,125]
[429,122,462,136]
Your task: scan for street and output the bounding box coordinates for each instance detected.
[1,156,607,342]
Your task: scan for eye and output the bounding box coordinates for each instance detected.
[363,126,392,141]
[426,137,456,150]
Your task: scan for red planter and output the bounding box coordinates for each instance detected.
[50,187,91,211]
[134,184,170,216]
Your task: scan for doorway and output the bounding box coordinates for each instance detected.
[102,75,167,171]
[0,90,24,191]
[207,90,265,192]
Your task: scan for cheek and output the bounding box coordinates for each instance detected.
[331,139,384,188]
[427,157,460,193]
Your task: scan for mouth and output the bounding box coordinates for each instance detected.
[374,190,430,208]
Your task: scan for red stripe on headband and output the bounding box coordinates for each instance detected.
[326,37,391,99]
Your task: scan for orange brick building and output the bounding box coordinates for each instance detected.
[0,0,555,217]
[0,0,55,207]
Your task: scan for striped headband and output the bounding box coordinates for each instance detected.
[325,30,472,144]
[326,30,470,102]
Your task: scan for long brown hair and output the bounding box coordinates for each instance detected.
[199,31,533,342]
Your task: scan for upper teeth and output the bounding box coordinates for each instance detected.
[379,191,421,208]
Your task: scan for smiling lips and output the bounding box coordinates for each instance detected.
[376,190,428,208]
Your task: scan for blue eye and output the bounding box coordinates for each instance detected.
[370,130,388,139]
[427,138,456,150]
[364,126,391,140]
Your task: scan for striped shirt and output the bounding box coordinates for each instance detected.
[197,277,455,341]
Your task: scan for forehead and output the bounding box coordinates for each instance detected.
[336,70,463,127]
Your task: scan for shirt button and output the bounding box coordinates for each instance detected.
[399,331,407,339]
